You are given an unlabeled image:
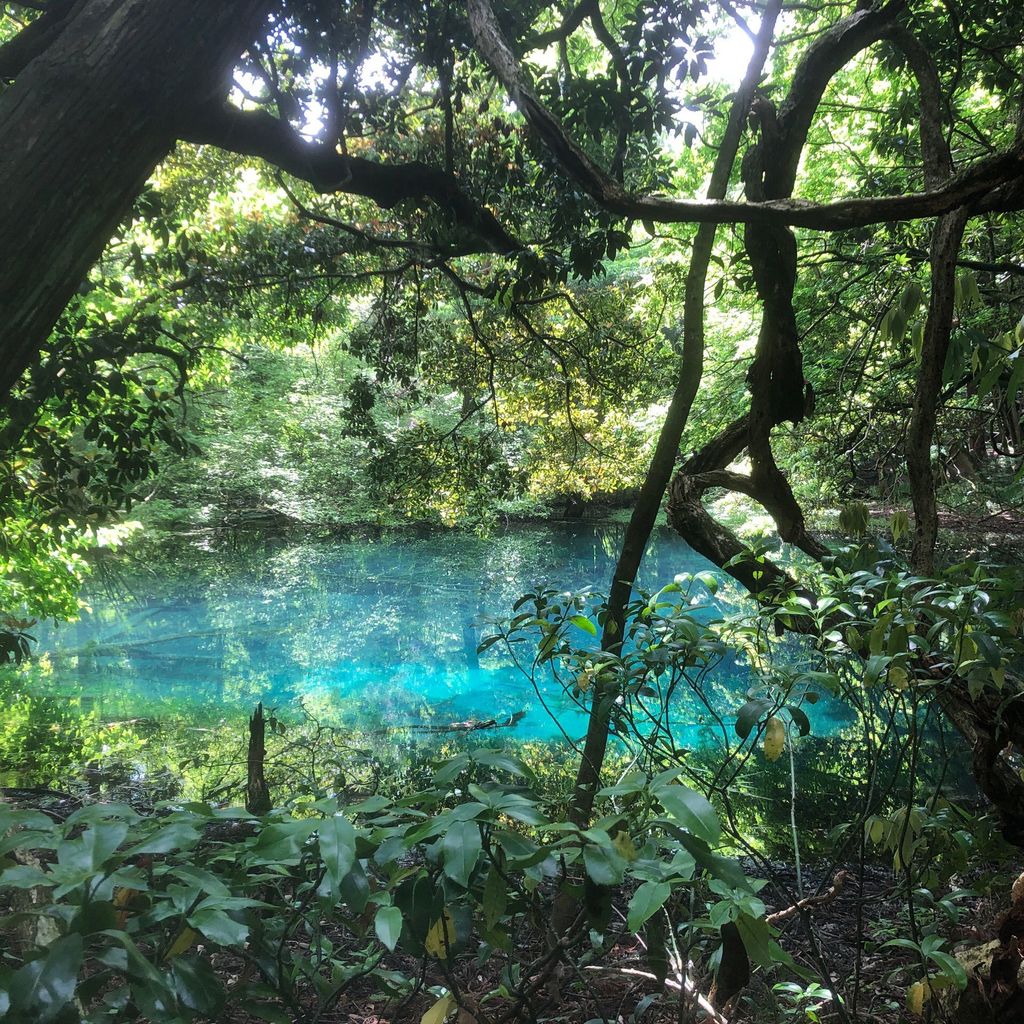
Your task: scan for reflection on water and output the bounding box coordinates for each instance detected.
[22,523,849,743]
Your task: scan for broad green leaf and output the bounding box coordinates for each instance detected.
[627,881,671,932]
[374,906,403,951]
[735,698,771,740]
[482,864,508,930]
[656,784,720,845]
[473,750,534,779]
[127,822,201,856]
[927,950,968,989]
[249,819,317,863]
[9,934,82,1023]
[441,820,481,887]
[188,908,250,947]
[319,814,357,893]
[788,707,810,738]
[583,843,626,886]
[734,911,773,967]
[569,614,597,636]
[170,956,224,1015]
[57,823,128,874]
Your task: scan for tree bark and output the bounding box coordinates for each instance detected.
[246,702,272,815]
[906,210,968,572]
[0,0,268,401]
[883,27,966,575]
[566,3,782,827]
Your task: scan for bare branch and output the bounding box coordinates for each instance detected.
[181,103,522,256]
[467,0,1024,229]
[522,0,594,53]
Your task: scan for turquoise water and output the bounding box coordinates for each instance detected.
[29,523,846,744]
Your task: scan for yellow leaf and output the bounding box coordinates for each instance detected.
[889,665,909,691]
[421,993,455,1024]
[113,886,136,909]
[612,831,638,862]
[424,909,457,959]
[956,635,977,669]
[164,926,199,961]
[906,980,930,1015]
[763,717,785,762]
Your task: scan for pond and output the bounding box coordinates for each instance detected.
[16,522,853,751]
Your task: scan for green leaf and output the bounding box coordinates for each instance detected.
[788,707,811,738]
[583,843,626,885]
[319,814,357,893]
[8,934,82,1023]
[249,819,317,863]
[374,906,403,951]
[569,614,597,636]
[474,750,534,779]
[57,823,128,874]
[492,794,547,826]
[0,865,52,889]
[69,899,117,936]
[482,863,508,930]
[695,571,719,595]
[656,784,720,845]
[735,698,771,740]
[170,956,225,1015]
[928,950,968,989]
[646,909,669,984]
[127,821,201,856]
[188,908,250,947]
[627,881,671,932]
[734,911,773,968]
[666,828,749,891]
[441,820,481,887]
[340,859,370,913]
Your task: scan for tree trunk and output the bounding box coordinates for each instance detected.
[0,0,265,401]
[246,703,272,815]
[907,210,969,573]
[566,3,782,827]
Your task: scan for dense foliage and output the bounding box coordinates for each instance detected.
[3,0,1024,1021]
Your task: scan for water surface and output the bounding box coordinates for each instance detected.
[25,523,844,745]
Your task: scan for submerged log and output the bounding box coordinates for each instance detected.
[397,710,527,734]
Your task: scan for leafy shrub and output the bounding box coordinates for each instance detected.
[1,751,772,1023]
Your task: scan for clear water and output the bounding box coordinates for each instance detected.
[28,523,849,745]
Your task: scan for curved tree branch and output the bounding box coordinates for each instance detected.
[0,0,79,80]
[181,104,523,256]
[468,0,1024,231]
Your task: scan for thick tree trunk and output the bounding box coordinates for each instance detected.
[0,0,265,401]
